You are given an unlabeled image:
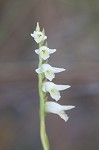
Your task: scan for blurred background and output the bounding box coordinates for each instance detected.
[0,0,99,150]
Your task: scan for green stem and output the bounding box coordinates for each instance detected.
[38,43,50,150]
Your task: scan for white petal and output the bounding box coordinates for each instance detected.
[39,46,50,53]
[31,33,34,37]
[42,82,54,91]
[41,64,52,72]
[35,68,42,74]
[49,49,56,54]
[39,46,50,60]
[45,102,75,112]
[58,111,69,122]
[35,37,42,43]
[62,105,75,110]
[54,85,71,91]
[43,82,70,91]
[35,49,39,54]
[43,35,47,40]
[37,46,56,59]
[31,31,42,38]
[36,64,55,81]
[45,101,62,113]
[52,67,66,73]
[38,64,66,81]
[35,46,50,60]
[50,89,61,101]
[40,51,50,60]
[44,70,55,81]
[41,64,65,74]
[45,101,75,121]
[42,82,70,100]
[31,31,47,43]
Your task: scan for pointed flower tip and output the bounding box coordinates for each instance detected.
[71,106,75,109]
[67,85,71,88]
[63,85,71,90]
[64,116,69,122]
[65,105,75,110]
[49,49,56,54]
[35,68,40,73]
[36,22,40,31]
[61,68,66,71]
[55,95,61,101]
[42,28,45,34]
[55,84,71,91]
[37,22,39,25]
[31,33,33,37]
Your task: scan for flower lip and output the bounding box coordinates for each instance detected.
[45,101,75,122]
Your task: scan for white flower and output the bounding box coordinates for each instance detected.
[31,22,47,43]
[45,101,75,122]
[42,82,70,101]
[31,31,47,43]
[35,46,56,60]
[36,64,65,81]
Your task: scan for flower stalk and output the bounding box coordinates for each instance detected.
[38,43,50,150]
[31,22,75,150]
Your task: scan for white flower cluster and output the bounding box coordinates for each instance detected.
[31,22,75,122]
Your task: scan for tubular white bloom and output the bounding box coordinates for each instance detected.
[36,64,65,81]
[42,82,71,101]
[45,101,75,122]
[31,31,47,43]
[35,46,56,60]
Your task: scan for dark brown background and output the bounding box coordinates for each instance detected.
[0,0,99,150]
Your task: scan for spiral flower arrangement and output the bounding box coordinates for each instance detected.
[31,22,75,150]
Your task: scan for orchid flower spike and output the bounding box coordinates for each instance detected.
[36,64,65,81]
[35,46,56,60]
[45,101,75,122]
[31,22,47,43]
[42,82,71,101]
